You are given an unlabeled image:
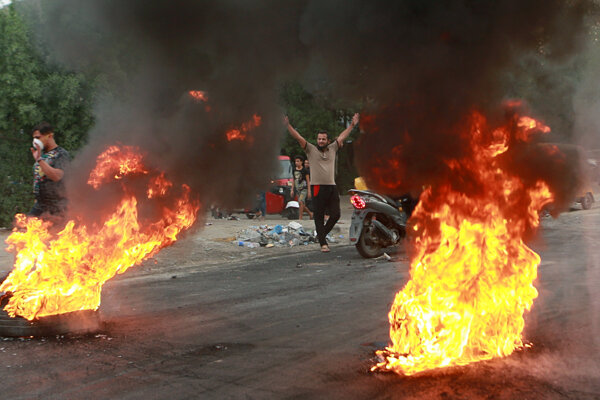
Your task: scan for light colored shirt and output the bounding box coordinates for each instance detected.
[304,141,339,185]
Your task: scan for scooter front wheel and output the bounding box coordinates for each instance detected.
[356,227,384,258]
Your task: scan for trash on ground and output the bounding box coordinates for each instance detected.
[236,241,259,248]
[233,222,318,249]
[375,252,392,261]
[288,221,302,230]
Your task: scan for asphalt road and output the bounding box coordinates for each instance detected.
[0,207,599,399]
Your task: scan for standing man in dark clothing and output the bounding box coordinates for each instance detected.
[29,122,70,217]
[284,113,360,252]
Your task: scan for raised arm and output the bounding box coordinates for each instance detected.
[31,144,64,182]
[336,113,360,147]
[284,115,307,149]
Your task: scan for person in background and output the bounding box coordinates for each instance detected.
[254,191,266,220]
[29,122,70,218]
[284,113,360,252]
[291,155,313,220]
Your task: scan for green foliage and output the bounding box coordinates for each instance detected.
[279,81,361,191]
[0,5,94,227]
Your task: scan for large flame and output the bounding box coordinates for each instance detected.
[372,109,554,375]
[1,145,200,320]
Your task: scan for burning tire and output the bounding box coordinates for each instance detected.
[0,309,100,337]
[0,296,101,337]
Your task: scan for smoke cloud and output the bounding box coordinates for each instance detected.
[20,0,310,217]
[17,0,597,215]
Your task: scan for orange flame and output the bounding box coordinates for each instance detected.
[1,145,200,320]
[188,90,208,102]
[87,145,148,189]
[516,116,550,141]
[225,114,261,143]
[147,172,173,199]
[372,110,554,375]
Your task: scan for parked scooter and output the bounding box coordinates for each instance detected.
[348,189,417,258]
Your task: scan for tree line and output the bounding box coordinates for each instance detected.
[0,4,94,227]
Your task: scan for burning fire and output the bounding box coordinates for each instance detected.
[87,145,148,189]
[188,90,261,142]
[372,109,554,375]
[188,90,211,112]
[225,114,261,143]
[1,145,200,321]
[147,172,173,199]
[188,90,208,102]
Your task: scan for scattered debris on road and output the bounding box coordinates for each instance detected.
[233,222,338,248]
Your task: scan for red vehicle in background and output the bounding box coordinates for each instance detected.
[245,156,293,218]
[265,155,294,214]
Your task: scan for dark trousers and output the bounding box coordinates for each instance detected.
[311,185,341,246]
[28,200,45,217]
[28,198,66,218]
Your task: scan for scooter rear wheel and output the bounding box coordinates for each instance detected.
[356,228,384,258]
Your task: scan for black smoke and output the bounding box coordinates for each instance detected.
[18,0,310,218]
[16,0,597,218]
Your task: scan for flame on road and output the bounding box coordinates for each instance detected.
[1,145,200,321]
[372,109,554,375]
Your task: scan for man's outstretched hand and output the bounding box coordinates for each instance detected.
[351,113,360,128]
[284,115,307,148]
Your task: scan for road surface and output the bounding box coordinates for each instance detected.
[0,207,599,399]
